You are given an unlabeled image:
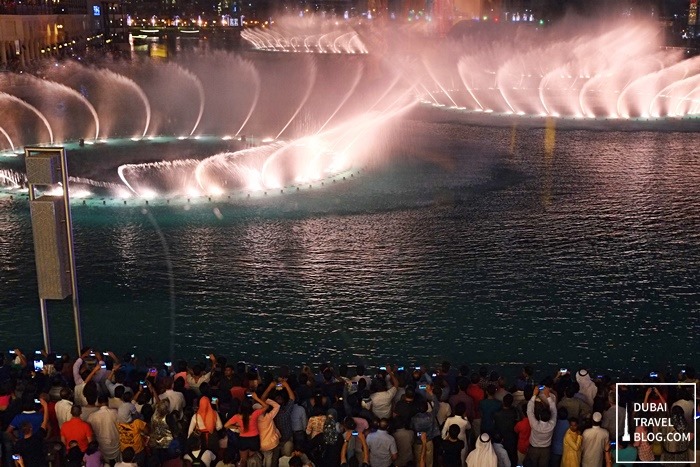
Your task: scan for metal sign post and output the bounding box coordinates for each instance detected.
[25,147,83,354]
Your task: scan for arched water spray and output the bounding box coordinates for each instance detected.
[0,93,53,144]
[275,61,318,139]
[316,65,364,134]
[6,73,101,141]
[422,58,458,107]
[0,126,15,151]
[172,64,205,136]
[457,59,484,111]
[99,69,151,138]
[235,62,261,136]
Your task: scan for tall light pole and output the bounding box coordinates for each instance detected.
[25,146,83,354]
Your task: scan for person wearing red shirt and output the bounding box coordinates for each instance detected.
[466,374,485,436]
[514,412,531,466]
[60,406,93,453]
[225,392,268,467]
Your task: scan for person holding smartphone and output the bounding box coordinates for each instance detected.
[225,392,269,467]
[12,397,49,467]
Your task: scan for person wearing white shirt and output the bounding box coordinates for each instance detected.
[442,401,471,465]
[55,388,73,428]
[581,412,609,467]
[86,394,120,463]
[370,366,399,420]
[159,377,186,418]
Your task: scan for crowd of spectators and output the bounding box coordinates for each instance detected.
[0,348,697,467]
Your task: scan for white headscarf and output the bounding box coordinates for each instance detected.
[466,433,498,467]
[576,370,596,407]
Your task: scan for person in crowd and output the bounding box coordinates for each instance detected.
[12,398,49,467]
[514,401,531,466]
[494,393,518,467]
[480,385,503,435]
[339,419,369,467]
[184,434,217,466]
[449,377,476,422]
[6,399,44,442]
[440,424,465,467]
[550,407,570,467]
[366,418,398,467]
[466,432,498,467]
[86,393,120,463]
[391,416,415,467]
[370,366,399,420]
[612,439,638,466]
[61,405,93,453]
[441,401,470,465]
[491,432,511,467]
[55,387,73,428]
[467,374,485,437]
[149,398,178,461]
[558,384,592,423]
[83,440,103,467]
[159,376,186,417]
[188,355,218,396]
[117,407,149,466]
[225,391,268,467]
[575,370,597,408]
[581,412,609,467]
[189,396,223,452]
[257,382,282,467]
[562,417,582,467]
[410,387,440,467]
[526,385,557,467]
[394,386,420,424]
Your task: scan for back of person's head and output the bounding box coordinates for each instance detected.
[470,373,480,384]
[486,384,497,397]
[404,386,415,399]
[434,386,443,399]
[491,431,503,444]
[524,386,534,401]
[70,405,82,418]
[558,407,569,420]
[356,364,366,377]
[114,370,127,385]
[121,446,136,462]
[177,360,188,373]
[192,364,204,377]
[60,387,72,401]
[114,385,126,400]
[523,366,533,377]
[458,377,469,392]
[86,440,99,455]
[455,402,467,417]
[97,393,108,406]
[174,377,186,392]
[378,418,390,431]
[343,416,356,430]
[84,381,98,405]
[536,403,552,422]
[503,393,514,408]
[448,424,460,439]
[122,391,133,403]
[289,456,304,467]
[565,385,576,398]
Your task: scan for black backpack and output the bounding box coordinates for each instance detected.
[183,449,205,467]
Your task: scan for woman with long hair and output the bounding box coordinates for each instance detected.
[225,392,268,467]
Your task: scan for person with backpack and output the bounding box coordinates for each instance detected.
[183,435,216,467]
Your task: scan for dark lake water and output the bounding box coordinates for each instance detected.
[1,116,698,377]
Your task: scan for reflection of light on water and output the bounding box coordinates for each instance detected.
[178,136,187,140]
